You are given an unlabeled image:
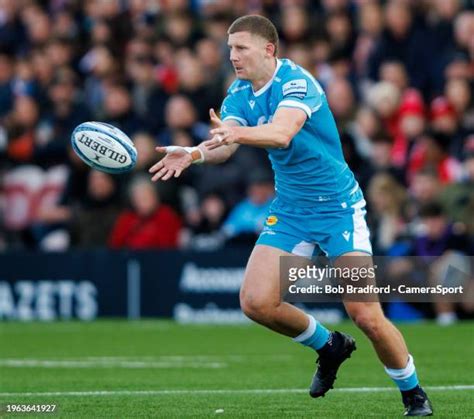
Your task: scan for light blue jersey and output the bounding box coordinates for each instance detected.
[221,59,357,207]
[221,59,373,258]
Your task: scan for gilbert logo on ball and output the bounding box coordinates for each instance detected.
[71,121,137,174]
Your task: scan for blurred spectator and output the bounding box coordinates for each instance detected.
[430,96,458,135]
[45,37,75,69]
[102,84,143,136]
[153,36,180,94]
[0,53,14,117]
[223,171,274,246]
[353,1,384,78]
[0,1,24,52]
[286,44,313,71]
[379,60,409,94]
[406,168,441,222]
[391,89,426,169]
[444,77,474,133]
[12,57,38,98]
[412,202,471,324]
[429,96,468,159]
[3,95,39,164]
[407,131,462,185]
[326,77,356,129]
[159,11,202,49]
[126,46,169,133]
[414,203,470,258]
[184,192,228,250]
[340,132,371,189]
[80,46,120,116]
[68,170,123,248]
[280,5,312,45]
[30,147,87,246]
[366,131,405,186]
[159,94,209,146]
[366,81,401,139]
[109,175,182,249]
[388,201,472,325]
[368,0,436,96]
[453,11,474,58]
[326,11,354,58]
[31,166,121,250]
[431,0,460,53]
[132,132,157,173]
[175,50,219,121]
[439,143,474,235]
[196,37,226,105]
[347,106,382,160]
[367,173,407,255]
[35,68,91,166]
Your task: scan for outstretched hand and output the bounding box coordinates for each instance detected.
[149,146,193,182]
[203,108,239,150]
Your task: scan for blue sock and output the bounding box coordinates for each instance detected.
[385,355,420,391]
[292,314,331,351]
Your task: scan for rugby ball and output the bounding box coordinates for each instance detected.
[71,121,137,174]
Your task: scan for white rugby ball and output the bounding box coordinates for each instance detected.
[71,121,137,174]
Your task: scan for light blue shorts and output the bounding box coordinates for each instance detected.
[256,186,373,259]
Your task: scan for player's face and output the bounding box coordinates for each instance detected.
[227,31,269,81]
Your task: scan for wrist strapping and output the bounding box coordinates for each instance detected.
[185,147,205,164]
[165,146,205,164]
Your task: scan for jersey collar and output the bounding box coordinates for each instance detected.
[252,59,282,97]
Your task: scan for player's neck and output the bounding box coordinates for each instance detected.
[251,58,278,92]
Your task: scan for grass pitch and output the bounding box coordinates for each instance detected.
[0,320,473,418]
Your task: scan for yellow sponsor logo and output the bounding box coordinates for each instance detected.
[266,215,278,226]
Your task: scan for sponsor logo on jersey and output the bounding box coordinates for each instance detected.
[282,79,307,99]
[265,215,278,226]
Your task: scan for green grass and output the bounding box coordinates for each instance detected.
[0,320,473,418]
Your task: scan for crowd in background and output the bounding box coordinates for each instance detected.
[0,0,473,264]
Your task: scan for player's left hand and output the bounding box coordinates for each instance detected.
[203,108,239,150]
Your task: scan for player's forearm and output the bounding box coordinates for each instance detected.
[234,123,293,148]
[197,143,237,164]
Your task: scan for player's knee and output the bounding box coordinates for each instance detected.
[350,311,384,341]
[240,291,275,322]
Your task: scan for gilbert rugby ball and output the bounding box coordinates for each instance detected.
[71,121,137,174]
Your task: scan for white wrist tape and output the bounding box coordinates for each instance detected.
[165,146,205,164]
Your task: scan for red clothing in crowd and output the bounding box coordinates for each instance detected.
[108,204,182,249]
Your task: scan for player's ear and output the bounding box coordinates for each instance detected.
[266,42,276,58]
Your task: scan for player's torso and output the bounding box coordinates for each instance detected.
[230,60,357,204]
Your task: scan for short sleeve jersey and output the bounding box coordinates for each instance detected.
[220,59,357,206]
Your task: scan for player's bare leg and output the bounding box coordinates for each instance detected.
[339,251,432,416]
[240,244,356,399]
[240,244,309,336]
[343,301,408,366]
[336,252,408,368]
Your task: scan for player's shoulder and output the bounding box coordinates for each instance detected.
[278,59,313,81]
[226,79,252,97]
[277,59,324,96]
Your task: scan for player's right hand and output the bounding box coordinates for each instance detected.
[149,146,193,181]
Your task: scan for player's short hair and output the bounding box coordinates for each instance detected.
[228,15,279,56]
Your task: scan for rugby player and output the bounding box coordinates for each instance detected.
[150,15,433,416]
